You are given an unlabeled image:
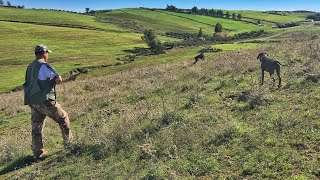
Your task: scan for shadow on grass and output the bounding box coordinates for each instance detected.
[0,155,47,175]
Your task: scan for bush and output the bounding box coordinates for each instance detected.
[142,29,165,54]
[149,39,165,54]
[307,13,320,21]
[215,23,223,33]
[164,30,267,50]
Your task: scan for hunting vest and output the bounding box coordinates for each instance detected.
[23,59,57,105]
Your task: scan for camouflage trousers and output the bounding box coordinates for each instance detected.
[29,100,72,157]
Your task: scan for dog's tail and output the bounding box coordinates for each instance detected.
[276,61,287,66]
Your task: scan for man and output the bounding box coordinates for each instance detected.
[23,44,73,159]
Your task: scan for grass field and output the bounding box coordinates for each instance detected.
[1,29,319,179]
[0,7,314,94]
[97,8,217,35]
[98,8,276,35]
[98,8,308,36]
[0,7,187,93]
[156,10,270,34]
[0,7,126,32]
[232,10,306,24]
[0,20,147,93]
[0,7,320,179]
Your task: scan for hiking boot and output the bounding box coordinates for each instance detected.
[32,149,47,160]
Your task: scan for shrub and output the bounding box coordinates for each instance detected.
[307,13,320,21]
[142,29,165,54]
[215,23,223,33]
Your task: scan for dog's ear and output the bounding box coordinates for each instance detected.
[257,53,262,59]
[265,52,269,56]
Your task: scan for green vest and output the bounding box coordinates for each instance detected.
[23,59,57,105]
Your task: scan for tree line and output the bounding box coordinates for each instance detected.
[307,13,320,21]
[166,5,242,20]
[0,0,24,8]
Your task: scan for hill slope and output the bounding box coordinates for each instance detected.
[232,10,306,24]
[0,8,182,93]
[0,7,312,93]
[0,7,125,32]
[1,29,320,179]
[0,20,146,93]
[97,8,268,35]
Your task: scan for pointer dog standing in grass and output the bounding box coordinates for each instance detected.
[257,52,283,88]
[193,52,205,64]
[23,45,73,159]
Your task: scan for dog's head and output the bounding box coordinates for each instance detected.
[257,52,269,60]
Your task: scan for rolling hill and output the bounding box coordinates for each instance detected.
[0,7,184,93]
[0,7,313,93]
[97,8,273,35]
[0,19,146,93]
[0,6,319,179]
[1,29,320,179]
[232,10,306,24]
[0,7,126,32]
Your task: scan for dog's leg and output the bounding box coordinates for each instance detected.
[261,69,264,86]
[269,71,275,87]
[193,58,198,65]
[276,67,281,88]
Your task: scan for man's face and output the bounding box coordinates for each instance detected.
[43,51,49,61]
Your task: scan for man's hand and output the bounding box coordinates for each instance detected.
[55,76,63,84]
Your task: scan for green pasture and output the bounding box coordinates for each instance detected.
[0,21,147,92]
[232,10,305,23]
[0,7,126,32]
[157,10,270,34]
[97,8,217,35]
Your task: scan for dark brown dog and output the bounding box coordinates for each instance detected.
[257,52,283,88]
[194,52,205,64]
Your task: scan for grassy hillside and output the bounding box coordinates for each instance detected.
[156,10,270,35]
[0,7,313,94]
[0,20,148,93]
[233,10,305,24]
[98,8,309,36]
[0,7,126,32]
[97,8,217,35]
[1,29,320,179]
[0,8,183,93]
[97,8,271,35]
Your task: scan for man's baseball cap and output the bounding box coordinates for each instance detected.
[35,44,52,54]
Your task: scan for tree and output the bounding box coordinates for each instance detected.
[217,10,224,17]
[232,13,236,20]
[199,8,208,15]
[225,11,230,19]
[307,13,320,21]
[6,0,11,6]
[197,28,203,38]
[191,6,199,14]
[215,23,222,33]
[237,14,242,20]
[142,29,164,54]
[166,5,177,12]
[149,39,164,54]
[208,9,217,17]
[85,8,90,13]
[0,0,3,6]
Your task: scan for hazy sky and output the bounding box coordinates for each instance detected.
[8,0,320,12]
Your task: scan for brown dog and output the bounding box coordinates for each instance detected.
[257,52,283,88]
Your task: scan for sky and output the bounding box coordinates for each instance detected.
[8,0,320,13]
